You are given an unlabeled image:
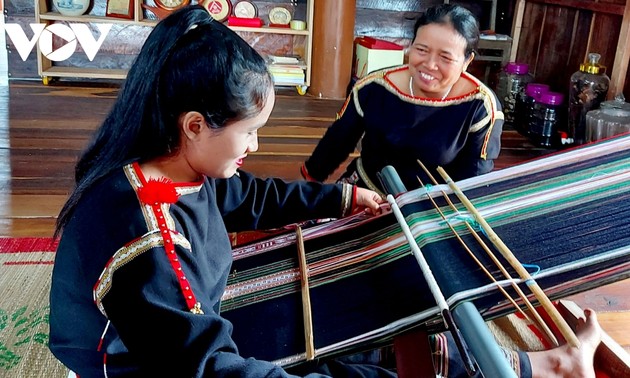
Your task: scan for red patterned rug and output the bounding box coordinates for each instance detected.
[0,237,67,377]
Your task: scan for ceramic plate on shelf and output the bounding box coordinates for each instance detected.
[155,0,190,11]
[268,6,291,25]
[54,0,89,16]
[202,0,232,22]
[234,1,257,18]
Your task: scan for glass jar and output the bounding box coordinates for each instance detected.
[515,83,549,135]
[568,52,611,145]
[599,94,630,111]
[529,92,564,147]
[585,108,630,142]
[496,62,534,125]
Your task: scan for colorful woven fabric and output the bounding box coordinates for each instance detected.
[222,135,630,366]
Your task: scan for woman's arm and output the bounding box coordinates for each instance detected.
[216,172,382,232]
[302,92,366,182]
[215,171,349,232]
[444,92,504,180]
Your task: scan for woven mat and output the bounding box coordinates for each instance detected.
[0,238,68,378]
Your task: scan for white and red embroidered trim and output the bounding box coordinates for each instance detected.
[151,200,203,314]
[135,169,204,315]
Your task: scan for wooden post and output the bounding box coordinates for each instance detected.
[608,0,630,99]
[310,0,356,99]
[510,0,527,62]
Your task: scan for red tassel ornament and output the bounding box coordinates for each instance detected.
[137,178,180,205]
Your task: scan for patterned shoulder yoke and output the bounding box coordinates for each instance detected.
[93,163,205,317]
[335,66,406,120]
[93,231,192,316]
[347,66,500,117]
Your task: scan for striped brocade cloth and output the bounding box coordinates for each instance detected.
[222,134,630,367]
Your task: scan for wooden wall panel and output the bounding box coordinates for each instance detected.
[530,6,575,91]
[515,2,545,72]
[354,8,419,41]
[356,0,424,12]
[514,0,629,101]
[605,0,627,6]
[587,13,621,78]
[354,0,438,41]
[354,0,494,42]
[5,15,41,79]
[611,0,630,99]
[566,10,594,76]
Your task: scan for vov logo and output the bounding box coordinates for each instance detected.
[5,23,113,62]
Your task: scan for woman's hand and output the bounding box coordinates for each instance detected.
[354,187,385,215]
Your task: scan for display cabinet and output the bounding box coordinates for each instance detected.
[34,0,313,93]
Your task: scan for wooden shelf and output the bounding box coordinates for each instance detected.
[42,66,128,79]
[131,20,311,34]
[38,11,150,26]
[229,25,310,35]
[34,0,314,92]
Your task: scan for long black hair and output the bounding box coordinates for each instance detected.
[55,6,273,236]
[414,4,480,60]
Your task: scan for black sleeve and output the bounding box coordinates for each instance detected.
[214,171,353,232]
[303,92,366,182]
[101,244,326,378]
[444,95,503,181]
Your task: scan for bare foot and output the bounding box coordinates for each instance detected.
[528,309,602,378]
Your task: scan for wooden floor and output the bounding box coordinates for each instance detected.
[1,81,629,354]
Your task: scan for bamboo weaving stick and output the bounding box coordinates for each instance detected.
[436,166,581,348]
[417,162,559,347]
[295,225,316,360]
[416,176,556,342]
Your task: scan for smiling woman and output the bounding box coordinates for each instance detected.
[302,4,503,193]
[407,21,475,100]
